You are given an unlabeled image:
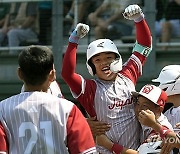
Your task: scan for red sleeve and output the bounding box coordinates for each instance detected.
[120,19,151,84]
[61,43,97,117]
[135,19,151,47]
[61,42,82,95]
[66,105,96,153]
[77,79,97,117]
[121,52,146,84]
[0,122,8,152]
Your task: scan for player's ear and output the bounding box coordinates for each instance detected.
[48,69,56,82]
[17,67,24,81]
[53,65,56,81]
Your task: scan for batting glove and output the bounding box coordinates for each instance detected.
[123,4,144,22]
[69,23,90,44]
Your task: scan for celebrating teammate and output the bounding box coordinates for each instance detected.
[62,4,152,153]
[96,84,174,154]
[0,45,96,154]
[152,65,180,154]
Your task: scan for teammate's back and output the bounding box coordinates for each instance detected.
[0,45,96,154]
[0,92,73,153]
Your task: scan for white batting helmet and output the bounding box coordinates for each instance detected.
[152,65,180,96]
[86,39,122,76]
[138,141,161,154]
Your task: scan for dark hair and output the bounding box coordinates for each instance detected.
[18,45,54,85]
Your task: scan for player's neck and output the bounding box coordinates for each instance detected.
[23,84,48,93]
[173,100,180,108]
[171,95,180,107]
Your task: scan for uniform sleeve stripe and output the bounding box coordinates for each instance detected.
[81,147,97,154]
[0,152,7,154]
[70,75,85,99]
[130,54,142,75]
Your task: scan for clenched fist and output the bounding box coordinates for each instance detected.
[123,4,144,22]
[69,23,89,44]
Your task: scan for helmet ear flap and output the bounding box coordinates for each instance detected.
[86,60,96,76]
[88,61,96,75]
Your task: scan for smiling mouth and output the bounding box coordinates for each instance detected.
[102,66,110,74]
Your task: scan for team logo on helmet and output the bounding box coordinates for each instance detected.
[142,85,154,94]
[97,42,104,48]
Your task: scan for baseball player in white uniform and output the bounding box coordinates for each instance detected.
[62,4,152,153]
[134,84,174,154]
[96,84,174,154]
[152,65,180,154]
[0,45,96,154]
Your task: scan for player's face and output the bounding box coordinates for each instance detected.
[91,52,117,81]
[135,96,159,116]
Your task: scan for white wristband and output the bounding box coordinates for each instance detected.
[134,13,145,22]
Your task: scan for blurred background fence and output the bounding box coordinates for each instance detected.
[0,0,179,102]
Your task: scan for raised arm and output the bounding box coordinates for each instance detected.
[120,5,152,84]
[123,5,151,47]
[61,24,89,95]
[135,14,151,47]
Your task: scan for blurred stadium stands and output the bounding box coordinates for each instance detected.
[0,0,180,102]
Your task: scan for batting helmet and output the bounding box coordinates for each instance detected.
[152,65,180,96]
[86,39,122,76]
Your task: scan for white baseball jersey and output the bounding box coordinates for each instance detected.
[71,53,144,153]
[0,92,96,154]
[164,106,180,130]
[164,106,180,153]
[62,18,152,153]
[93,74,140,153]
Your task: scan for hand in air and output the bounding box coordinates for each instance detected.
[69,23,89,44]
[75,23,89,38]
[123,4,144,22]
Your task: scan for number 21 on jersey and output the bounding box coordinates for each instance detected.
[19,121,54,154]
